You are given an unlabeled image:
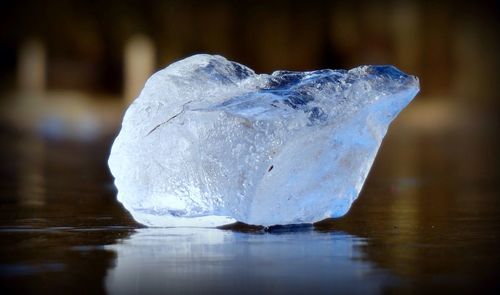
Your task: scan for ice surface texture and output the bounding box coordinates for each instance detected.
[108,54,419,227]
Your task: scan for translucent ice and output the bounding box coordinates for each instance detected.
[108,54,419,227]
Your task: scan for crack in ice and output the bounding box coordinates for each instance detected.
[146,100,193,136]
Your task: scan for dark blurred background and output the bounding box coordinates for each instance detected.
[0,1,500,293]
[1,0,499,101]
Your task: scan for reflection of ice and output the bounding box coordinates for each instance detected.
[105,228,396,294]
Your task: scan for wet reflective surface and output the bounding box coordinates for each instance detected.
[105,228,395,294]
[0,118,499,294]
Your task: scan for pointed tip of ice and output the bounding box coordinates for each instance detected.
[368,65,419,89]
[367,65,408,79]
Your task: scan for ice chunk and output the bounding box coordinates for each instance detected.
[108,54,419,227]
